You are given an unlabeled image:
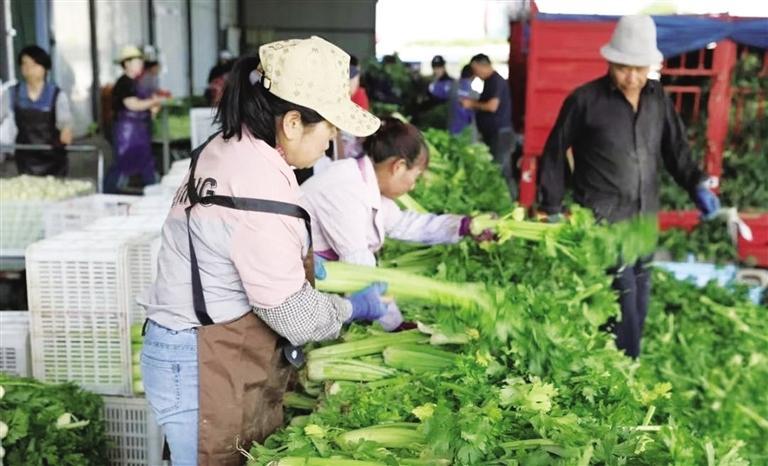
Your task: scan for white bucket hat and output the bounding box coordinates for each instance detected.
[115,45,143,64]
[258,36,380,137]
[600,15,664,67]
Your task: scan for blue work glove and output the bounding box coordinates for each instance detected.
[347,282,389,322]
[313,254,327,280]
[694,181,721,220]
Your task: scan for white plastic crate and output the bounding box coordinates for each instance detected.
[143,184,175,197]
[190,107,217,148]
[0,311,31,377]
[130,195,175,218]
[168,158,190,175]
[0,181,93,252]
[26,230,160,394]
[103,396,164,466]
[86,215,167,236]
[0,199,49,252]
[44,194,139,237]
[160,173,186,191]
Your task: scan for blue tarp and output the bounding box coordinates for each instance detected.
[537,13,768,58]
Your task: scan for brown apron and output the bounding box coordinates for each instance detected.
[183,133,314,465]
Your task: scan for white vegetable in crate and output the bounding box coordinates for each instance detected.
[0,175,92,201]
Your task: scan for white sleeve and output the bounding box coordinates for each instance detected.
[0,86,11,124]
[55,91,73,131]
[381,198,464,245]
[313,190,377,267]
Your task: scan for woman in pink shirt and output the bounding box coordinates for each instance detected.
[139,37,387,466]
[301,118,493,267]
[300,118,494,330]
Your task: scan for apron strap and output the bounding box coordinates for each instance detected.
[185,133,313,326]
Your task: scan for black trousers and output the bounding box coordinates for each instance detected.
[607,258,652,358]
[481,127,517,200]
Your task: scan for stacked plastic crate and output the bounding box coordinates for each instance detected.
[43,194,139,238]
[0,311,32,377]
[25,225,164,466]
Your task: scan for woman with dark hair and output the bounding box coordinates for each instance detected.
[138,36,385,466]
[300,118,494,325]
[0,45,73,175]
[103,45,165,193]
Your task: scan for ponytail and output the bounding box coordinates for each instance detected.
[215,54,324,145]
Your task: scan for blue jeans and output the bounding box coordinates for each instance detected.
[141,320,199,466]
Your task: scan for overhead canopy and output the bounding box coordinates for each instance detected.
[537,13,768,58]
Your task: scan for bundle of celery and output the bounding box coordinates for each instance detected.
[315,261,493,311]
[411,129,514,215]
[0,375,109,465]
[246,129,764,465]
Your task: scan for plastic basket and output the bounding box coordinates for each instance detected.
[0,182,93,252]
[143,184,175,197]
[1,199,51,252]
[653,259,738,288]
[130,196,174,218]
[0,311,31,377]
[160,172,186,191]
[44,194,139,238]
[26,230,159,394]
[86,215,167,236]
[103,395,164,466]
[190,107,217,148]
[168,158,190,175]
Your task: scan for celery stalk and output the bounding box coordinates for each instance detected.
[272,457,388,466]
[283,391,317,411]
[335,423,424,450]
[318,261,492,311]
[307,330,427,360]
[396,193,427,213]
[306,358,397,382]
[382,344,457,373]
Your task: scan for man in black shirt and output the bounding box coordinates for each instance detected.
[538,15,720,358]
[463,54,515,198]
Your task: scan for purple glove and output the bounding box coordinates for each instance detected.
[459,215,497,242]
[347,282,389,322]
[377,301,404,331]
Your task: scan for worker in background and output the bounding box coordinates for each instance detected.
[137,45,160,97]
[415,54,456,127]
[337,56,370,159]
[205,50,235,106]
[350,55,370,111]
[104,46,165,193]
[0,45,73,176]
[429,64,478,138]
[300,118,495,329]
[462,54,515,198]
[430,55,453,90]
[367,54,401,105]
[138,37,387,466]
[537,15,721,358]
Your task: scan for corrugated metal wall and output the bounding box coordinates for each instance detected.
[240,0,376,60]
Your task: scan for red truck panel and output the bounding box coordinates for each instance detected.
[658,210,768,267]
[522,20,614,158]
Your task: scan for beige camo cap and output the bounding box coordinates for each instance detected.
[259,36,380,137]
